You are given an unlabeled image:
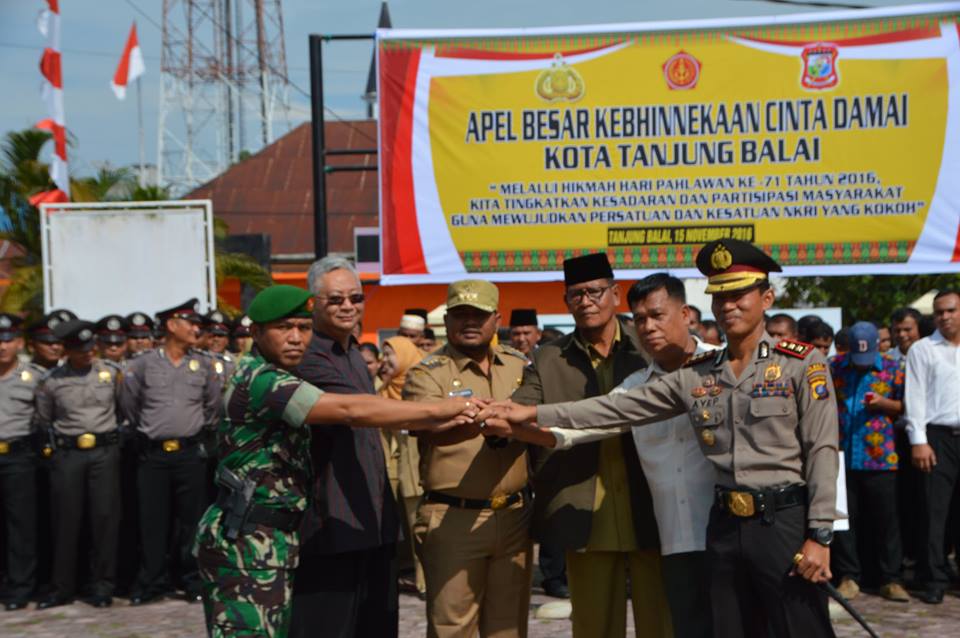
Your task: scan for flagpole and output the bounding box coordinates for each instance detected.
[137,75,145,187]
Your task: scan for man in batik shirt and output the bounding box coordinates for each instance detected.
[194,285,479,637]
[829,321,908,603]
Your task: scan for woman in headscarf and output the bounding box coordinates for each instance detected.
[377,335,427,597]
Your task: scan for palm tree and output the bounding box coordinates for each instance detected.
[0,127,272,314]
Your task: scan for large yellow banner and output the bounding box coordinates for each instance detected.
[378,4,960,283]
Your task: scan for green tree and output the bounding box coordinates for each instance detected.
[778,274,960,325]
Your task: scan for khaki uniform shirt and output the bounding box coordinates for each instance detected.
[35,360,121,436]
[119,348,221,440]
[538,334,839,526]
[0,361,43,440]
[403,343,529,500]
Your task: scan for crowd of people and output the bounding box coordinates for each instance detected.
[0,243,958,638]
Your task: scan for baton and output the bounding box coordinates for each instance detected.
[793,554,879,638]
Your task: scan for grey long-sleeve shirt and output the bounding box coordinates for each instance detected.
[119,348,220,439]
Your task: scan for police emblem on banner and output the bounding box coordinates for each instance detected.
[801,43,839,90]
[535,53,584,103]
[663,51,701,90]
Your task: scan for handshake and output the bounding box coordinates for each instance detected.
[429,399,548,444]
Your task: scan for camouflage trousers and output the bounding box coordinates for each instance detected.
[199,562,293,638]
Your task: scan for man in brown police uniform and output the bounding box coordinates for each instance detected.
[487,239,839,637]
[512,253,668,638]
[403,280,532,638]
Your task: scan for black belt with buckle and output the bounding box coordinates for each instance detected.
[714,484,806,522]
[143,433,202,453]
[0,437,31,455]
[928,424,960,437]
[215,490,302,533]
[424,488,528,511]
[55,430,121,451]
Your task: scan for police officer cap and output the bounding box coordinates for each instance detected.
[0,313,23,341]
[26,312,67,343]
[247,286,315,324]
[50,308,77,323]
[203,310,230,336]
[446,280,499,313]
[125,311,155,336]
[563,253,614,287]
[96,314,128,344]
[156,298,202,324]
[231,315,253,337]
[510,309,538,327]
[55,319,97,351]
[696,239,782,294]
[404,308,429,321]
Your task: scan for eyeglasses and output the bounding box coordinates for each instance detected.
[319,293,366,307]
[565,285,613,304]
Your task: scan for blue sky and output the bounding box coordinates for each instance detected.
[0,0,931,177]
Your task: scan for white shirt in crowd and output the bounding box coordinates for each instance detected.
[905,330,960,445]
[551,338,719,555]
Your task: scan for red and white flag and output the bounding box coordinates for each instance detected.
[111,22,145,100]
[36,0,69,200]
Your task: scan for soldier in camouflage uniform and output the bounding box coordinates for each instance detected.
[195,285,481,637]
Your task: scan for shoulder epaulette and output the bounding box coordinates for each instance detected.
[775,339,815,359]
[418,354,449,370]
[101,359,122,371]
[498,344,528,362]
[684,349,718,368]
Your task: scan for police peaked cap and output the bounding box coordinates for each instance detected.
[156,298,202,323]
[125,312,155,335]
[696,239,782,294]
[55,319,97,351]
[203,310,230,335]
[0,313,23,340]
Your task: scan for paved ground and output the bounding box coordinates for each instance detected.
[0,585,956,637]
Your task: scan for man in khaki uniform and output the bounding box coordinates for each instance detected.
[487,239,839,637]
[512,253,668,638]
[403,280,532,638]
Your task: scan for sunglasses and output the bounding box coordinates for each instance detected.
[319,293,366,307]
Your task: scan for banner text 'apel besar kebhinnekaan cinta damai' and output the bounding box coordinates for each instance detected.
[376,3,960,284]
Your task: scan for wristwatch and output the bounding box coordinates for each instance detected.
[808,527,834,547]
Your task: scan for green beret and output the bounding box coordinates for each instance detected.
[247,285,315,324]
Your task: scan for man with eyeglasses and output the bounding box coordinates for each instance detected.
[287,256,401,638]
[511,253,669,638]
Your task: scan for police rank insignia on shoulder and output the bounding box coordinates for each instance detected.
[774,339,815,359]
[420,355,448,370]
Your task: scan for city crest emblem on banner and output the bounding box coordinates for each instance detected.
[535,53,585,102]
[801,43,839,90]
[663,51,701,90]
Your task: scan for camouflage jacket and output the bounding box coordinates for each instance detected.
[194,352,324,570]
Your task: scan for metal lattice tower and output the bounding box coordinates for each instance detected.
[158,0,291,194]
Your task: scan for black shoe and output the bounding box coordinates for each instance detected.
[4,600,28,611]
[542,580,571,599]
[37,594,71,610]
[90,595,112,608]
[130,591,161,606]
[917,587,944,604]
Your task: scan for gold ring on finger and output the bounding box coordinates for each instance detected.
[793,552,804,565]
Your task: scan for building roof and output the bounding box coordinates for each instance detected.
[185,120,378,258]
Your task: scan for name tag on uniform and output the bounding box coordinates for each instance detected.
[448,389,474,398]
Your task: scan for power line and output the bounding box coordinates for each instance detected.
[0,40,160,61]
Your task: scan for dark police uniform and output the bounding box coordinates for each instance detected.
[0,314,43,609]
[119,299,221,603]
[532,240,840,637]
[35,320,123,608]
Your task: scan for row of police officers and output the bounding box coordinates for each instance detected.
[0,301,250,609]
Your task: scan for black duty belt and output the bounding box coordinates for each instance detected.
[0,437,31,455]
[55,430,121,450]
[424,488,528,511]
[928,424,960,437]
[215,489,302,533]
[714,484,806,520]
[142,433,202,453]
